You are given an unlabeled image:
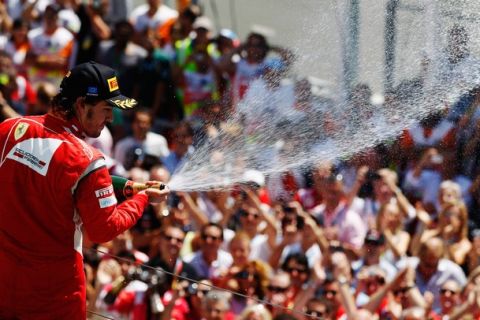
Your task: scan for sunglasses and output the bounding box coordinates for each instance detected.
[285,267,308,274]
[196,289,210,297]
[440,288,458,295]
[267,285,288,293]
[163,234,184,243]
[393,286,413,296]
[240,210,260,219]
[306,310,325,318]
[235,270,253,280]
[366,276,385,285]
[202,234,221,241]
[365,240,383,246]
[323,289,337,296]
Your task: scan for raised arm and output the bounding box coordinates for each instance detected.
[178,192,209,227]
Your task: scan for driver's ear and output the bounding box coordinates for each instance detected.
[76,96,86,109]
[73,96,86,115]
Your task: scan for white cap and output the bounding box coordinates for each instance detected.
[242,169,265,187]
[193,16,213,31]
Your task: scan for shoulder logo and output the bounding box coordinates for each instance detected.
[107,77,119,92]
[14,122,29,140]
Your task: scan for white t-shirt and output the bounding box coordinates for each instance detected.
[129,4,178,33]
[86,127,114,157]
[28,26,74,85]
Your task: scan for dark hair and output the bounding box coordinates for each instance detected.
[160,225,185,238]
[0,50,12,61]
[116,250,136,261]
[51,92,103,120]
[181,4,201,23]
[200,222,224,240]
[175,120,194,136]
[11,19,29,42]
[281,252,310,277]
[247,32,268,48]
[36,83,55,105]
[272,314,299,320]
[114,20,135,37]
[133,107,153,122]
[306,296,332,314]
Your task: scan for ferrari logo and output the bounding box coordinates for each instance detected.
[14,122,29,140]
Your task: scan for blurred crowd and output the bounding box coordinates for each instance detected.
[3,0,480,320]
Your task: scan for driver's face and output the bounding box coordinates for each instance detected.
[78,100,113,138]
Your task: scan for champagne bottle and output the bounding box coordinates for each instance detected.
[111,175,165,198]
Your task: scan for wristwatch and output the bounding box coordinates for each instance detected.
[337,275,349,285]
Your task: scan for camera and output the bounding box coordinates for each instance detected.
[282,205,295,213]
[103,266,167,305]
[168,192,182,209]
[281,214,304,230]
[366,170,381,182]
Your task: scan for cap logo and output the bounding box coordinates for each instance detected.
[107,77,119,92]
[111,98,137,109]
[87,86,98,95]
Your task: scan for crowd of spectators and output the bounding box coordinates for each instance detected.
[3,1,480,320]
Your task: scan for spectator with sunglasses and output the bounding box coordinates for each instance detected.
[223,260,270,315]
[265,271,294,318]
[303,297,332,320]
[281,253,311,300]
[233,186,278,263]
[148,225,199,294]
[184,222,233,280]
[398,237,466,313]
[352,230,397,281]
[317,277,345,319]
[356,268,427,318]
[354,265,389,315]
[438,280,461,317]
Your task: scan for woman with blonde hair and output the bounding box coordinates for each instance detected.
[238,303,272,320]
[411,201,471,265]
[376,201,410,264]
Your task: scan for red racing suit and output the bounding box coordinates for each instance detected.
[0,114,150,319]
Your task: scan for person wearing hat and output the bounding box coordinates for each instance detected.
[0,61,170,319]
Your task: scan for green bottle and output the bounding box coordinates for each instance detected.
[111,175,165,198]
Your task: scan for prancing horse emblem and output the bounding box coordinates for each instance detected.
[14,122,29,140]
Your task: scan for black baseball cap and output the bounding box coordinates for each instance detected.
[59,61,137,110]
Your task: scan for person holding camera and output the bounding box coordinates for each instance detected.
[0,61,169,319]
[73,0,112,65]
[219,31,293,106]
[310,174,367,259]
[114,108,169,170]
